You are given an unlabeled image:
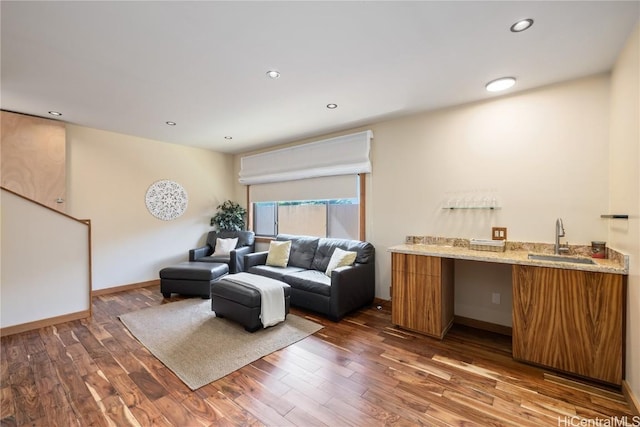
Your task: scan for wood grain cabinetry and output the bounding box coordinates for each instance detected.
[512,265,625,385]
[391,253,454,339]
[1,111,66,211]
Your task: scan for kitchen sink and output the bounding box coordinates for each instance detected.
[527,253,596,265]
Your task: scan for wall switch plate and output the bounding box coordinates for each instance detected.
[492,293,501,305]
[492,227,507,240]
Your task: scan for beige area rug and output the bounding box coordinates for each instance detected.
[119,299,323,390]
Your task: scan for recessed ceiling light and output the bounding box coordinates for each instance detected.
[48,111,62,116]
[224,136,233,140]
[510,19,534,32]
[266,70,280,79]
[165,121,176,126]
[485,77,516,92]
[326,103,338,109]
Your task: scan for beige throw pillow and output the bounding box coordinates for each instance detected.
[212,237,238,256]
[265,240,292,268]
[325,248,357,276]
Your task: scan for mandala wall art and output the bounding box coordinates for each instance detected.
[145,180,188,221]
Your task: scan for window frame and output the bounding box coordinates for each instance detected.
[247,174,366,242]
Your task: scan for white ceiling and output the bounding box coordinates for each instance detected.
[1,1,638,154]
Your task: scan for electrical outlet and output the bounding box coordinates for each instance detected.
[492,227,507,240]
[405,235,414,244]
[492,292,501,305]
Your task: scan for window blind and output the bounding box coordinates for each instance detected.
[239,130,372,185]
[249,175,358,203]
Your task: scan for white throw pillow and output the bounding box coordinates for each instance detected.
[265,240,292,268]
[325,248,357,277]
[212,237,238,256]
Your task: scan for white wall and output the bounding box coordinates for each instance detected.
[1,190,90,327]
[67,125,234,291]
[608,24,640,408]
[371,75,611,324]
[236,74,612,327]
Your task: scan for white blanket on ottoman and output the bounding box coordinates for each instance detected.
[224,272,286,328]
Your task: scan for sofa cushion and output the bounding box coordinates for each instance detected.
[311,238,374,272]
[247,265,304,282]
[283,270,331,297]
[276,234,319,269]
[266,240,292,267]
[325,248,357,276]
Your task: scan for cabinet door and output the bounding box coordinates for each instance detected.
[512,266,563,368]
[392,253,444,338]
[513,265,624,384]
[559,269,624,384]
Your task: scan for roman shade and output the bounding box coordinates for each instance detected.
[239,130,372,185]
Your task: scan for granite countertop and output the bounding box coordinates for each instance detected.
[388,237,629,275]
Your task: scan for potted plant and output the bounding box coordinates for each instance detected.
[210,200,247,231]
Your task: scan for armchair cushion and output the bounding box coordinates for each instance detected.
[207,230,255,250]
[199,254,231,264]
[191,230,255,274]
[212,238,238,256]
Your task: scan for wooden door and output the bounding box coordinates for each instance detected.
[513,265,624,384]
[1,111,66,211]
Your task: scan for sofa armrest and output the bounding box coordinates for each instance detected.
[329,262,375,321]
[230,246,254,273]
[244,251,269,270]
[189,245,211,262]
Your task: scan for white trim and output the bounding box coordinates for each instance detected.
[239,130,372,185]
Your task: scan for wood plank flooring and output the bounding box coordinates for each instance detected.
[1,285,635,426]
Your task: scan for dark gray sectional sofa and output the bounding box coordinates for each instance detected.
[244,234,375,321]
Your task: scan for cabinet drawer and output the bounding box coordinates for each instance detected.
[392,253,441,275]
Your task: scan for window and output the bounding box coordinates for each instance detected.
[253,202,276,237]
[240,130,371,241]
[253,198,359,239]
[249,174,364,240]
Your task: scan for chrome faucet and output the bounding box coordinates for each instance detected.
[555,218,569,255]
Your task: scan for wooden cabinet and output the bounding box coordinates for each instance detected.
[391,253,454,339]
[512,265,625,385]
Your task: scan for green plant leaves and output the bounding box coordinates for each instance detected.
[210,200,247,231]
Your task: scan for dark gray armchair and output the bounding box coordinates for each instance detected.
[189,230,255,273]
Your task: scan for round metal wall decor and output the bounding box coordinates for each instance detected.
[145,180,188,221]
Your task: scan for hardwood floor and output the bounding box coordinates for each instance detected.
[1,285,635,426]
